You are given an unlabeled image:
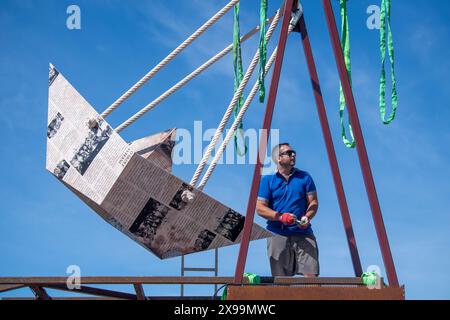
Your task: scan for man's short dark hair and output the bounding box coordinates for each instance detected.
[272,143,290,163]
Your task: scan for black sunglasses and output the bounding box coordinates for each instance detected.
[279,150,296,157]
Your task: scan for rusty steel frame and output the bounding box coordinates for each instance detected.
[321,0,399,287]
[233,0,399,287]
[235,0,363,281]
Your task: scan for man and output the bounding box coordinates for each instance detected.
[256,143,319,277]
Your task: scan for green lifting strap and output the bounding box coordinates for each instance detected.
[339,0,355,148]
[379,0,398,124]
[233,3,247,156]
[258,0,268,102]
[221,273,261,300]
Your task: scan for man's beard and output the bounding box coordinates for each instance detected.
[280,160,295,170]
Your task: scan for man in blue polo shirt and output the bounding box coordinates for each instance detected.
[257,143,319,277]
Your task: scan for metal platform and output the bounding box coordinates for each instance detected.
[0,276,404,300]
[226,285,405,300]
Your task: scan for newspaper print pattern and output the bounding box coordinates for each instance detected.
[46,65,273,259]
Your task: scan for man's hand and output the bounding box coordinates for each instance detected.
[278,213,296,226]
[298,215,310,229]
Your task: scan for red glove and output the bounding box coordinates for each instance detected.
[278,213,295,226]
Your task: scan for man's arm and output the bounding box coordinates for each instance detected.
[256,199,280,221]
[305,192,319,220]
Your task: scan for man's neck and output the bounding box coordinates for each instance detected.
[278,166,294,177]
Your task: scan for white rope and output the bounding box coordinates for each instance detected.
[100,0,240,119]
[197,24,295,190]
[197,45,278,190]
[115,12,278,133]
[189,9,282,187]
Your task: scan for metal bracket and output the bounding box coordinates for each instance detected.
[290,0,304,31]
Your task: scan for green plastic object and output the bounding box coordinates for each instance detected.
[361,271,379,286]
[221,273,261,300]
[243,272,261,285]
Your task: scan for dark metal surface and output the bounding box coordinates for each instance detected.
[297,14,362,277]
[47,284,138,300]
[30,286,51,300]
[321,0,399,287]
[233,0,295,285]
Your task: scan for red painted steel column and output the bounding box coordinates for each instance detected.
[233,0,294,284]
[322,0,399,287]
[297,15,363,277]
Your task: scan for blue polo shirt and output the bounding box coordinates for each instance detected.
[258,168,317,235]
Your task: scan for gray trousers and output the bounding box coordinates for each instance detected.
[267,233,320,276]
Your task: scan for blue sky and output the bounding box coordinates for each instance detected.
[1,0,450,299]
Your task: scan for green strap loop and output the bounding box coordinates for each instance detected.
[233,3,247,156]
[339,0,355,148]
[220,286,227,300]
[258,0,268,102]
[379,0,398,124]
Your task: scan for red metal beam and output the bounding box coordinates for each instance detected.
[296,14,363,277]
[133,283,147,300]
[321,0,399,287]
[233,0,295,284]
